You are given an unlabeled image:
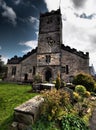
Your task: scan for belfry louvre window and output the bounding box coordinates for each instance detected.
[47,17,52,24]
[46,55,51,63]
[12,66,16,76]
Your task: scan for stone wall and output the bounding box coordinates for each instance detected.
[37,66,61,81]
[7,64,21,81]
[7,53,37,82]
[20,53,37,81]
[37,32,61,53]
[39,9,61,34]
[37,53,60,66]
[61,49,89,82]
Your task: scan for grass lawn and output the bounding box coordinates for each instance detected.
[0,82,37,130]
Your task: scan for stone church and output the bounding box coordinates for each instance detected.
[7,9,89,82]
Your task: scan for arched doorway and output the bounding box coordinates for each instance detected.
[45,69,52,82]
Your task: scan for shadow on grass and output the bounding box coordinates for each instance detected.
[0,115,14,130]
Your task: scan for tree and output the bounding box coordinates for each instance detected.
[0,55,7,80]
[0,55,4,72]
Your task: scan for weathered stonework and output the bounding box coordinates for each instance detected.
[7,9,89,82]
[61,48,89,82]
[14,96,44,125]
[11,96,44,130]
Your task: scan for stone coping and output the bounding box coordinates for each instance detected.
[40,83,55,87]
[14,95,44,114]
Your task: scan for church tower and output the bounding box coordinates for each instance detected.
[37,9,62,81]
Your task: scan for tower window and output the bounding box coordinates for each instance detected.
[12,66,16,76]
[47,17,52,24]
[46,55,51,63]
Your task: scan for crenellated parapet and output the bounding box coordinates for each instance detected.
[21,47,37,61]
[40,9,60,17]
[61,44,89,59]
[7,56,22,64]
[7,47,37,64]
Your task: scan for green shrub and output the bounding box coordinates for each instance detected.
[33,74,42,83]
[84,91,91,98]
[91,92,96,96]
[61,114,89,130]
[93,83,96,93]
[32,116,58,130]
[73,92,81,102]
[73,73,95,92]
[41,89,71,121]
[75,85,86,96]
[61,80,66,88]
[52,80,56,84]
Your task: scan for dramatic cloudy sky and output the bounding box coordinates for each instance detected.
[0,0,96,71]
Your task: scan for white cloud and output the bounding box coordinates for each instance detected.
[29,16,39,29]
[29,16,39,23]
[0,0,17,25]
[82,0,96,14]
[44,0,60,11]
[61,0,96,70]
[1,55,8,64]
[19,40,37,54]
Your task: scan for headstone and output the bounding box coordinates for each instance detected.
[32,83,55,92]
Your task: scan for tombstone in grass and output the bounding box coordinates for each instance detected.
[32,83,41,92]
[66,83,75,90]
[32,83,55,92]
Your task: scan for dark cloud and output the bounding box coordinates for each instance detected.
[74,12,96,20]
[72,0,87,8]
[0,0,48,58]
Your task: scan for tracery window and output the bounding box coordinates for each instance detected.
[46,55,51,63]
